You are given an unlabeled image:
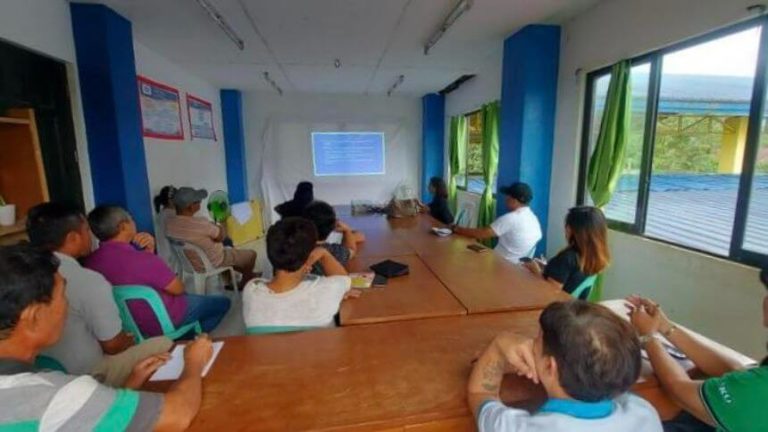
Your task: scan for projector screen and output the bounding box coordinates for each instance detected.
[312,132,385,176]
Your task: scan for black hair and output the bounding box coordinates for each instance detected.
[302,201,337,241]
[153,185,176,213]
[88,205,132,241]
[26,202,86,251]
[429,177,448,199]
[0,245,59,337]
[266,217,318,272]
[540,300,641,402]
[502,182,533,205]
[293,181,314,206]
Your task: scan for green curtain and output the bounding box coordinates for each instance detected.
[447,115,467,212]
[478,101,500,246]
[587,60,632,207]
[586,60,632,302]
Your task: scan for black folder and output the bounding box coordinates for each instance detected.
[369,259,409,278]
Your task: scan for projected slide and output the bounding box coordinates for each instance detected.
[312,132,386,176]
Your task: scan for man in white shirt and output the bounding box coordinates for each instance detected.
[468,300,663,432]
[451,182,542,262]
[243,217,360,330]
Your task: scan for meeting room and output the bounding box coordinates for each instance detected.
[0,0,767,431]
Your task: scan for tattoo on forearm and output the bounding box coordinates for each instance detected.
[480,358,505,393]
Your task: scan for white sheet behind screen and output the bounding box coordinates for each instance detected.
[246,93,421,224]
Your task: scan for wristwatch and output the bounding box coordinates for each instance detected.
[660,324,677,338]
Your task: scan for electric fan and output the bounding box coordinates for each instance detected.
[207,190,231,223]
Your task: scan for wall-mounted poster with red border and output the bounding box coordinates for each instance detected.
[187,94,216,141]
[137,75,184,140]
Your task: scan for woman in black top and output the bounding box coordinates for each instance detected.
[275,181,314,219]
[419,177,454,225]
[523,206,610,299]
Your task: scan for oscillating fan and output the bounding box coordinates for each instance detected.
[207,190,231,223]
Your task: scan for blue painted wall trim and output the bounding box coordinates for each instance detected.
[421,93,445,202]
[70,3,153,232]
[498,25,560,252]
[220,90,249,203]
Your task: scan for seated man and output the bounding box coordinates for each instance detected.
[0,244,212,431]
[302,200,356,275]
[26,202,171,387]
[85,205,231,336]
[452,182,542,263]
[627,268,768,432]
[468,300,663,432]
[165,187,257,285]
[243,217,360,329]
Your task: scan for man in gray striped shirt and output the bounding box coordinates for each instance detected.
[0,245,212,431]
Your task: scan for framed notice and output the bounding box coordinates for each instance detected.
[187,94,216,141]
[137,76,184,140]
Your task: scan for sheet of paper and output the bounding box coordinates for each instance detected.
[230,202,253,225]
[150,341,224,381]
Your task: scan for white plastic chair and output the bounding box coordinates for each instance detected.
[167,237,239,297]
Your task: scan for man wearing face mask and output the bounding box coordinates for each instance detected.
[26,202,171,387]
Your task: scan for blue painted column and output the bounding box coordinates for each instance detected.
[498,25,560,251]
[70,4,153,232]
[220,90,249,203]
[421,93,445,202]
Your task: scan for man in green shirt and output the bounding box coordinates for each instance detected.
[0,244,213,431]
[626,267,768,432]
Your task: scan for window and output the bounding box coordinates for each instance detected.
[579,18,768,267]
[458,110,489,194]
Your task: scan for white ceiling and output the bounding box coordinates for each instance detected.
[78,0,601,95]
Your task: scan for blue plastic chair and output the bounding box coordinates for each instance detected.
[570,275,599,300]
[245,326,314,335]
[113,285,201,342]
[34,355,67,373]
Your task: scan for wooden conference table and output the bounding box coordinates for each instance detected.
[339,211,570,325]
[146,210,754,431]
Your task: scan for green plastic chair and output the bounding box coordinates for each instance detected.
[245,326,314,335]
[570,275,599,300]
[34,355,67,373]
[113,285,201,342]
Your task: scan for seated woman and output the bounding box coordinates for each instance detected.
[627,267,768,432]
[418,176,454,225]
[522,206,609,299]
[275,181,315,219]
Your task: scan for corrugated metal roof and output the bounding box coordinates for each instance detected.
[605,174,768,256]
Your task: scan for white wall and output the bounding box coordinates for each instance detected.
[133,41,228,225]
[0,0,95,210]
[552,0,765,357]
[243,92,421,220]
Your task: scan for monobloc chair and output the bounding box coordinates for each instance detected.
[167,237,239,296]
[570,274,599,301]
[34,355,67,373]
[113,285,202,342]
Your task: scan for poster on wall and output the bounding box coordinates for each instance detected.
[137,75,184,140]
[187,94,216,140]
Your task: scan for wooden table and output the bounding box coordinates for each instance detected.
[340,255,467,325]
[159,312,699,431]
[340,212,571,316]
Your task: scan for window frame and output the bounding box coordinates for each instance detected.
[577,16,768,268]
[457,108,484,193]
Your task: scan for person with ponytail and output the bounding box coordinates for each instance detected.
[523,206,610,299]
[626,267,768,431]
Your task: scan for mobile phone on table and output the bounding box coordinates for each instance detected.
[373,274,388,287]
[467,244,489,253]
